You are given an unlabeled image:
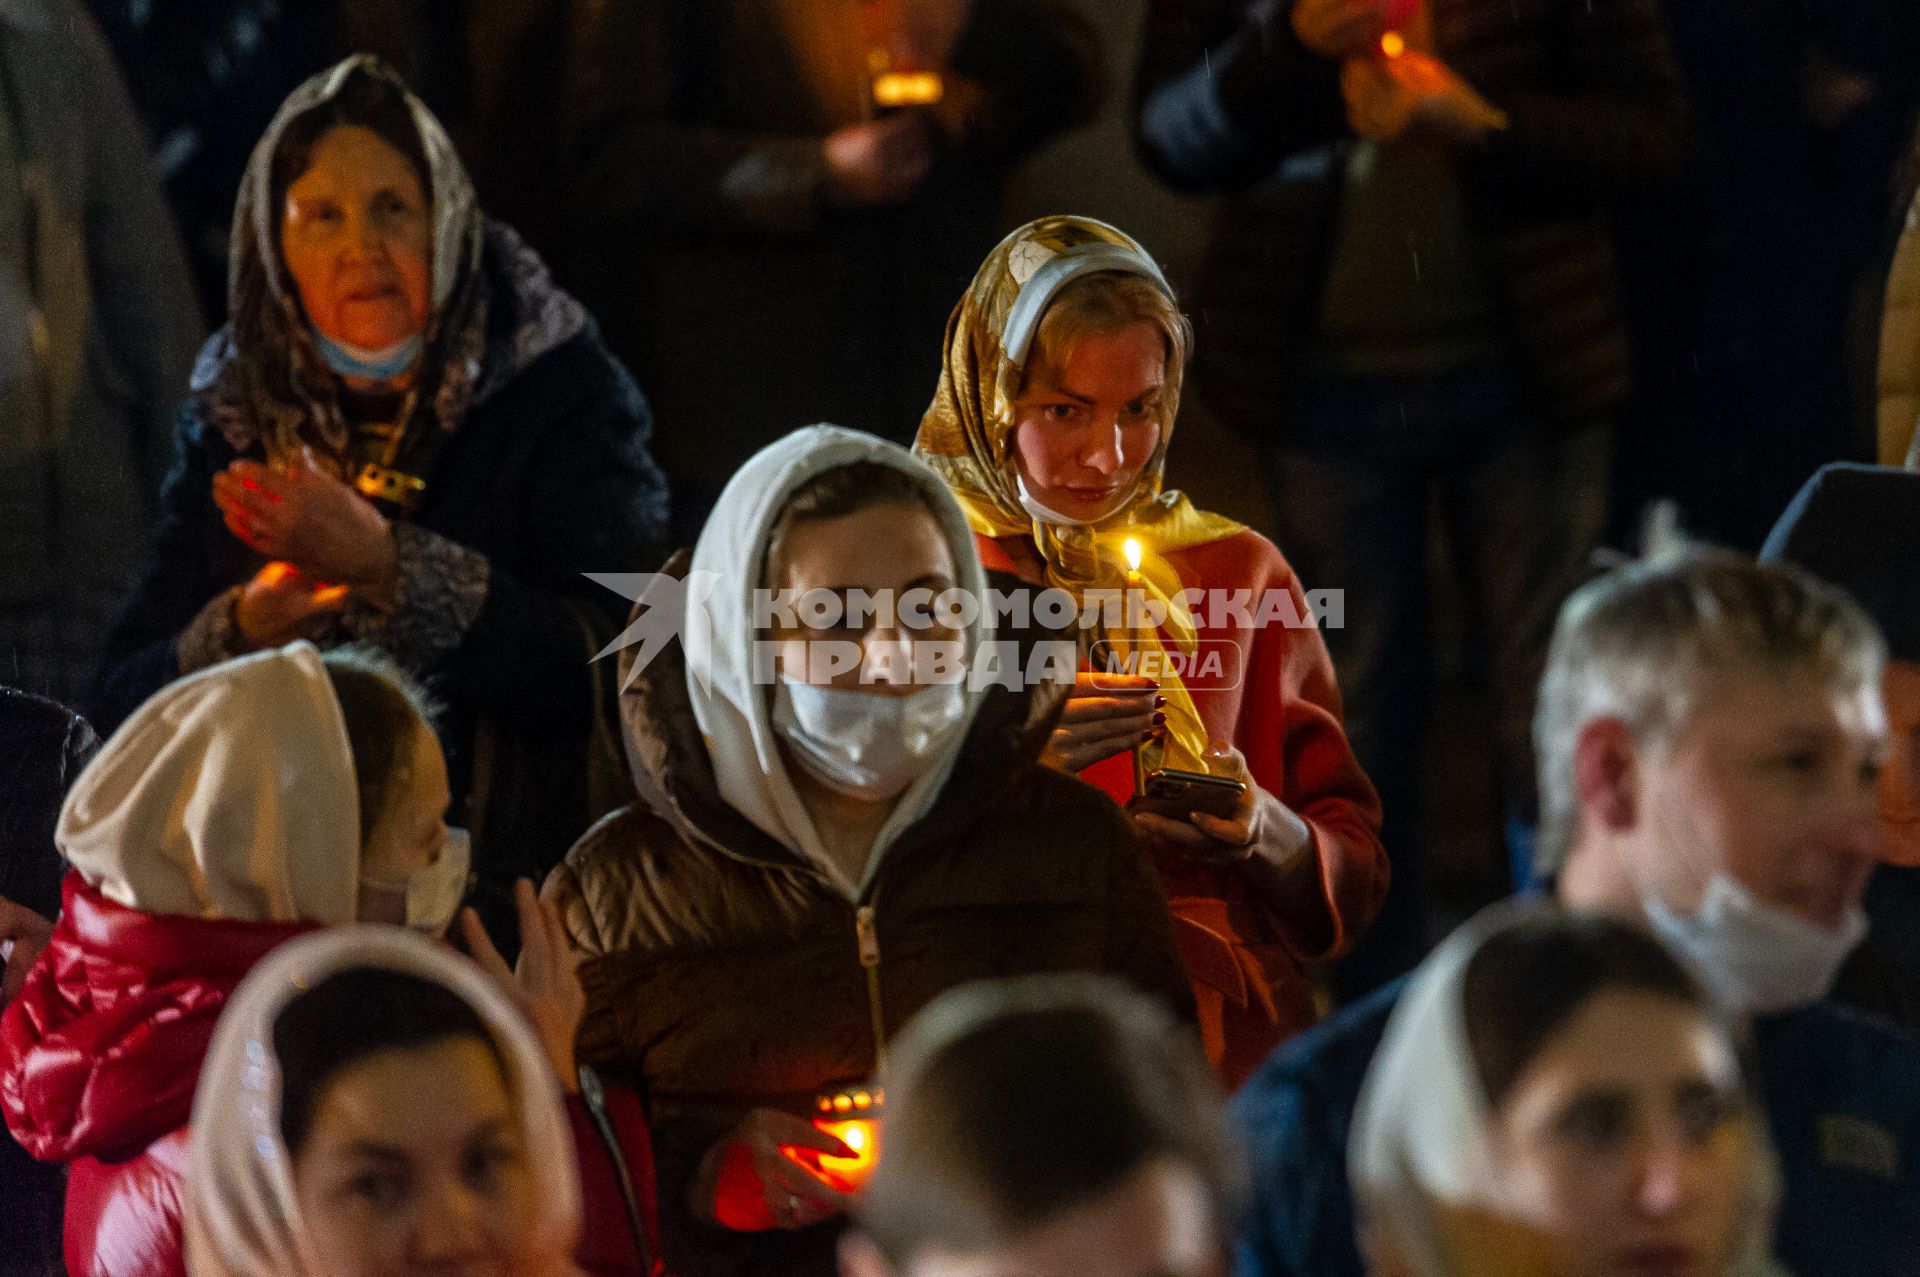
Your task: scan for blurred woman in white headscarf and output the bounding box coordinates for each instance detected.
[183,925,580,1277]
[1350,904,1783,1277]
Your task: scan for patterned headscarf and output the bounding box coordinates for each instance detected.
[193,55,487,466]
[914,216,1243,773]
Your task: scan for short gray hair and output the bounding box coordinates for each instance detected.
[1532,546,1884,876]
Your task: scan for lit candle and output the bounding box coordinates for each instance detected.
[782,1088,884,1194]
[1380,30,1406,57]
[872,70,945,108]
[1123,536,1144,587]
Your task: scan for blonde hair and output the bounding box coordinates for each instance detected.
[1024,270,1191,433]
[1532,545,1884,875]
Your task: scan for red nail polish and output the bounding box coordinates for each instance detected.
[1155,695,1168,708]
[1152,712,1166,726]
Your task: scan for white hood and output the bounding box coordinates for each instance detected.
[685,425,992,899]
[58,642,361,923]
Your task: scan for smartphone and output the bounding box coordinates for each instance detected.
[1133,767,1248,821]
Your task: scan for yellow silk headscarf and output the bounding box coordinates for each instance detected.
[913,216,1244,774]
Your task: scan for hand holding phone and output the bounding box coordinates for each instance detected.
[1130,767,1248,822]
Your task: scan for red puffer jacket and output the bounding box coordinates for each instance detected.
[0,874,315,1277]
[0,873,665,1277]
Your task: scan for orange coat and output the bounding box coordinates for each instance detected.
[980,528,1388,1086]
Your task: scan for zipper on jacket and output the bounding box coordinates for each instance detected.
[855,904,887,1071]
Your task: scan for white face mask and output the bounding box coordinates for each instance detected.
[773,677,968,802]
[1643,872,1868,1015]
[361,826,472,935]
[1015,473,1087,526]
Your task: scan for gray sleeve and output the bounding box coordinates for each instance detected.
[340,523,492,671]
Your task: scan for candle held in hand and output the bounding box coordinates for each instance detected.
[780,1087,884,1193]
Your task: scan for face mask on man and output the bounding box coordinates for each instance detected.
[1643,872,1868,1015]
[360,826,472,935]
[773,677,968,802]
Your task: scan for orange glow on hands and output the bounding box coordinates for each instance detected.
[780,1112,881,1194]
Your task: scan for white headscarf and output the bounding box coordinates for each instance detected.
[58,642,362,922]
[684,424,993,900]
[1349,900,1783,1277]
[183,926,580,1277]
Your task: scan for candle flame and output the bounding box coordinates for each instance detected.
[1124,538,1143,574]
[872,71,944,107]
[1380,31,1406,58]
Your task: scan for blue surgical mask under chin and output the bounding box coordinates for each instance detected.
[313,327,423,382]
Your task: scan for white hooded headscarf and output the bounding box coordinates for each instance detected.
[57,641,362,922]
[684,425,993,900]
[183,926,580,1277]
[1349,900,1784,1277]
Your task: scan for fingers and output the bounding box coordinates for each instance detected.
[1188,809,1258,848]
[759,1151,849,1222]
[0,899,50,1004]
[307,584,350,610]
[1132,810,1220,851]
[756,1109,855,1159]
[511,878,546,966]
[225,460,290,501]
[512,879,583,987]
[216,476,285,551]
[1057,693,1160,727]
[1049,721,1155,773]
[459,907,514,983]
[1076,671,1159,696]
[1202,743,1253,782]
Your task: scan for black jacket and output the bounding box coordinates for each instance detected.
[1134,0,1686,436]
[94,228,670,933]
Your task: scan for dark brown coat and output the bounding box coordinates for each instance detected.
[546,581,1193,1277]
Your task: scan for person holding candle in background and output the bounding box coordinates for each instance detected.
[545,425,1192,1277]
[914,216,1386,1087]
[1134,0,1685,1002]
[557,0,1101,543]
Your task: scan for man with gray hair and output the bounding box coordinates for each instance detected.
[1231,548,1920,1277]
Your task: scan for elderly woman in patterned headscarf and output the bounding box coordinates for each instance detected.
[914,215,1385,1084]
[95,56,669,937]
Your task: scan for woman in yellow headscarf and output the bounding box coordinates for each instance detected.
[915,216,1386,1084]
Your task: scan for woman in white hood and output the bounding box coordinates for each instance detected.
[1350,903,1783,1277]
[0,642,469,1277]
[545,425,1193,1277]
[2,642,662,1277]
[184,927,583,1277]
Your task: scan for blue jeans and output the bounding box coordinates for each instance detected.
[1267,364,1610,997]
